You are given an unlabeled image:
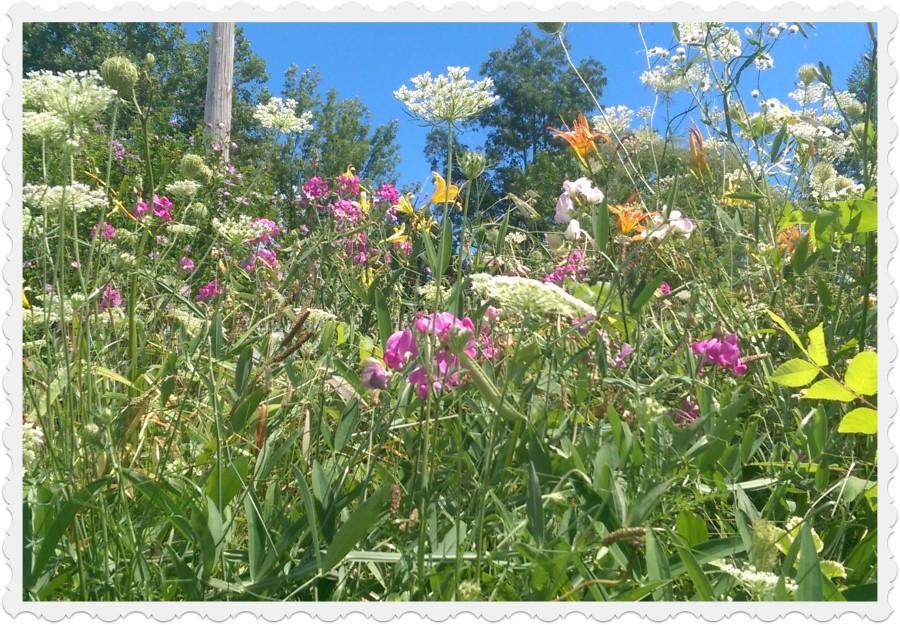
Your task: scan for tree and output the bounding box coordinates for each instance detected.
[477,26,607,197]
[423,127,469,176]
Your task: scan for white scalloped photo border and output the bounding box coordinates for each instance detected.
[1,2,897,621]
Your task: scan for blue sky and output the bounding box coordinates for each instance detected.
[188,22,873,187]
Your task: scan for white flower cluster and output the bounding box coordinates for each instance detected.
[167,223,199,237]
[505,231,527,246]
[416,282,453,305]
[165,179,202,199]
[470,273,596,319]
[708,26,743,61]
[253,97,314,134]
[754,52,775,71]
[23,420,45,469]
[640,59,710,95]
[711,560,797,598]
[809,162,864,200]
[394,66,498,123]
[677,22,711,45]
[23,70,115,128]
[212,214,267,248]
[24,111,68,141]
[303,308,339,324]
[592,105,635,136]
[788,83,827,108]
[24,183,107,214]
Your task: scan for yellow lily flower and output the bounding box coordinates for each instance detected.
[428,172,460,206]
[23,287,31,309]
[383,222,410,245]
[396,194,437,232]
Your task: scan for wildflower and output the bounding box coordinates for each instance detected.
[302,176,329,200]
[152,195,174,221]
[384,329,419,370]
[754,52,775,71]
[429,172,460,206]
[89,222,116,241]
[331,199,363,224]
[243,248,278,271]
[555,177,604,224]
[180,154,213,183]
[549,113,610,167]
[253,97,313,134]
[166,179,201,199]
[797,63,820,86]
[592,105,635,136]
[22,420,45,468]
[179,256,195,273]
[23,111,67,141]
[248,218,280,245]
[672,396,700,426]
[360,357,391,390]
[658,282,672,295]
[692,333,748,375]
[374,183,401,206]
[336,169,361,197]
[196,279,223,302]
[23,183,107,214]
[98,284,122,311]
[24,70,115,128]
[460,150,488,180]
[394,66,498,123]
[711,560,796,598]
[99,56,139,98]
[640,209,695,240]
[395,194,436,232]
[611,342,634,369]
[609,202,649,237]
[471,273,597,319]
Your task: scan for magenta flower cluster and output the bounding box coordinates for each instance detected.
[377,311,496,400]
[331,199,363,224]
[691,333,748,376]
[672,396,700,426]
[336,172,361,197]
[544,249,588,284]
[134,195,174,222]
[196,279,223,303]
[90,222,117,241]
[99,284,122,312]
[302,176,329,200]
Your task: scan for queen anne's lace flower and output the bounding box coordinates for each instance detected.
[23,111,68,141]
[253,97,313,134]
[24,183,107,214]
[394,66,498,123]
[24,70,114,128]
[592,105,634,136]
[166,179,202,199]
[711,560,797,598]
[470,273,596,319]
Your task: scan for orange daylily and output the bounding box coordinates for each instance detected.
[688,125,710,178]
[548,113,610,167]
[428,172,460,206]
[777,225,805,254]
[609,202,650,237]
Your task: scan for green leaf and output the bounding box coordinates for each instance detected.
[591,201,610,254]
[321,483,392,573]
[770,358,819,387]
[629,274,665,315]
[766,310,807,354]
[838,407,877,435]
[801,379,857,402]
[27,478,110,590]
[806,323,828,367]
[671,535,714,600]
[796,523,824,600]
[526,461,544,545]
[844,351,877,396]
[645,529,673,600]
[676,510,710,547]
[373,288,392,346]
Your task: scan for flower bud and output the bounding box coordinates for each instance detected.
[145,53,156,66]
[536,22,566,35]
[179,154,213,184]
[460,150,487,180]
[797,64,819,86]
[100,56,139,99]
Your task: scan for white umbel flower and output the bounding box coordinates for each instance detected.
[470,273,596,319]
[165,179,202,199]
[23,111,68,141]
[394,66,498,123]
[22,420,45,469]
[23,70,114,127]
[212,215,267,248]
[253,97,314,134]
[24,183,107,214]
[712,560,797,598]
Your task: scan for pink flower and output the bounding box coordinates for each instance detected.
[612,342,634,368]
[374,183,400,206]
[249,218,280,245]
[673,396,700,426]
[196,279,223,302]
[90,222,117,241]
[336,172,361,197]
[152,195,174,221]
[692,333,747,376]
[99,284,122,311]
[179,256,195,273]
[134,200,150,218]
[384,329,418,370]
[243,248,277,271]
[658,282,672,295]
[360,358,390,390]
[302,176,329,199]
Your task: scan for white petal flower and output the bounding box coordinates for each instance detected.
[394,66,498,123]
[254,97,313,134]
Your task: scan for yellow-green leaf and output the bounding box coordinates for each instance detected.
[806,323,828,367]
[838,407,877,435]
[770,358,819,387]
[767,310,806,354]
[93,366,135,388]
[844,351,877,396]
[801,379,856,402]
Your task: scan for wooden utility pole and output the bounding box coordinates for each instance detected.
[204,23,235,161]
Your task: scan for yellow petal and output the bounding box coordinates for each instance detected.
[429,172,460,206]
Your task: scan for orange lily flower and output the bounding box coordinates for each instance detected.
[688,125,710,177]
[609,203,649,236]
[548,113,610,167]
[429,172,460,206]
[777,225,805,254]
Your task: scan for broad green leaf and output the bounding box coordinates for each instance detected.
[770,358,819,387]
[801,379,856,402]
[838,407,877,435]
[93,366,135,388]
[671,535,714,600]
[373,289,392,346]
[767,310,806,354]
[321,483,391,573]
[591,201,610,254]
[676,510,710,547]
[844,351,877,396]
[645,529,673,600]
[806,323,828,367]
[526,462,544,545]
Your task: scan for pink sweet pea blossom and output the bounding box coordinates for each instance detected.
[384,329,418,370]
